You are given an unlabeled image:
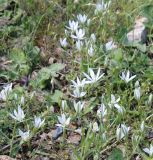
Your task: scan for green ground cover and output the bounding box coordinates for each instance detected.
[1,0,153,159]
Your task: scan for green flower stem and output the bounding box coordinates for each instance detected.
[62,127,66,146]
[9,121,17,156]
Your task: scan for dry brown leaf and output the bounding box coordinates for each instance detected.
[39,132,48,141]
[69,124,77,130]
[48,57,54,65]
[47,130,54,139]
[36,94,45,103]
[34,156,41,160]
[58,149,69,160]
[34,156,50,160]
[31,71,38,80]
[117,145,126,157]
[135,155,142,160]
[0,155,15,160]
[67,133,81,145]
[0,18,11,26]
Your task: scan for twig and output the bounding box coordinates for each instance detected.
[100,137,118,155]
[0,138,20,153]
[35,150,58,159]
[2,60,13,65]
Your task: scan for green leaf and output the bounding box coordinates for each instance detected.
[150,45,153,53]
[113,48,123,62]
[47,63,65,77]
[10,48,27,64]
[0,0,8,11]
[122,36,147,53]
[141,4,153,21]
[35,63,65,89]
[136,43,147,53]
[108,148,123,160]
[2,48,30,80]
[83,97,97,115]
[12,8,23,23]
[51,90,63,103]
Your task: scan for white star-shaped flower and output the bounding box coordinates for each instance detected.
[10,105,25,122]
[83,68,104,84]
[56,113,71,128]
[120,70,136,83]
[71,29,85,40]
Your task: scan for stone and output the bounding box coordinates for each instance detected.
[52,127,63,140]
[67,133,81,145]
[127,17,148,43]
[127,27,147,43]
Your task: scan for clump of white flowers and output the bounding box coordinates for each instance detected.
[71,77,86,88]
[134,81,141,100]
[90,33,96,43]
[34,116,45,129]
[61,100,68,111]
[20,96,25,105]
[120,70,136,83]
[53,4,149,156]
[72,87,86,98]
[76,40,83,51]
[105,40,117,51]
[56,113,71,128]
[116,124,130,140]
[108,94,120,108]
[10,105,25,122]
[0,83,12,101]
[83,68,104,84]
[19,129,30,142]
[77,14,87,24]
[97,103,107,119]
[140,121,145,132]
[71,76,87,98]
[73,101,85,113]
[88,45,94,57]
[66,20,78,32]
[108,94,124,113]
[95,0,111,14]
[92,122,99,132]
[60,38,68,48]
[71,29,85,40]
[148,94,153,106]
[143,144,153,157]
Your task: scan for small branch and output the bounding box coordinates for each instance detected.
[100,137,118,155]
[35,150,58,159]
[0,138,20,153]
